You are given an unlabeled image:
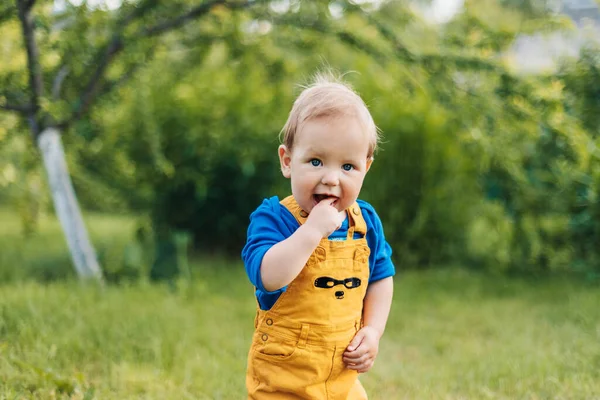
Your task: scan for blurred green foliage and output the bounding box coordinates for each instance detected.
[2,0,600,280]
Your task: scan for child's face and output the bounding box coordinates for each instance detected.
[278,116,373,214]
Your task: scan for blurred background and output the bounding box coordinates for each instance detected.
[1,0,600,398]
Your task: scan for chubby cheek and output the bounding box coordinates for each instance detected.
[341,179,364,203]
[295,178,315,195]
[291,182,316,212]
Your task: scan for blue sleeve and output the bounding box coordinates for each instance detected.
[241,197,292,294]
[359,201,396,283]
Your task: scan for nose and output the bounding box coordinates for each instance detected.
[321,169,340,186]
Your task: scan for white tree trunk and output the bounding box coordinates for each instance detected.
[37,127,103,282]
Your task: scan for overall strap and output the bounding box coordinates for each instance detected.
[346,203,367,238]
[280,195,368,237]
[280,195,309,224]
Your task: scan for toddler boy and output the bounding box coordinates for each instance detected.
[242,72,395,399]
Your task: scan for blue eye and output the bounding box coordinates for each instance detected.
[310,159,322,167]
[342,164,353,171]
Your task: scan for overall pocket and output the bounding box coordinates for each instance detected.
[248,331,329,397]
[251,330,300,362]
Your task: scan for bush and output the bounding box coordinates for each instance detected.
[364,93,480,268]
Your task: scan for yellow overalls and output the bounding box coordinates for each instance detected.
[246,195,370,400]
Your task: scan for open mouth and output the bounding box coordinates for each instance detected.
[313,194,338,205]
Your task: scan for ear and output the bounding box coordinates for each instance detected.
[278,145,292,178]
[365,157,373,172]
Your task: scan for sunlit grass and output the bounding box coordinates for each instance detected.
[369,270,600,399]
[0,269,254,399]
[0,207,599,399]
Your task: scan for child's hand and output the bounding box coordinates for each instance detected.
[305,198,346,238]
[342,326,380,373]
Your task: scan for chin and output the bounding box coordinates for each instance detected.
[337,203,351,212]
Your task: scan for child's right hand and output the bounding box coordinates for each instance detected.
[305,198,346,238]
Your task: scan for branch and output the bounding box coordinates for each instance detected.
[138,0,225,37]
[85,33,224,115]
[57,50,138,131]
[16,0,43,135]
[335,31,389,65]
[25,0,36,11]
[269,4,501,76]
[65,0,255,126]
[0,102,35,113]
[57,47,158,132]
[366,19,547,103]
[363,13,417,63]
[102,46,158,101]
[266,13,390,64]
[121,0,160,26]
[67,0,161,120]
[364,15,551,119]
[52,65,70,100]
[72,36,124,120]
[16,0,43,102]
[137,0,261,38]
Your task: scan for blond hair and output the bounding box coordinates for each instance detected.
[281,72,380,158]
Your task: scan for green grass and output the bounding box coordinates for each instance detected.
[1,208,600,399]
[0,208,136,282]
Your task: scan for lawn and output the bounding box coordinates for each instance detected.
[0,209,599,399]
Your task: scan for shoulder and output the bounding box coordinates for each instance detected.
[249,196,298,236]
[356,199,395,277]
[249,196,285,224]
[356,199,377,214]
[356,199,383,228]
[251,196,283,216]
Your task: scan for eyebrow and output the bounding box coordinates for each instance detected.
[301,147,367,164]
[302,147,326,157]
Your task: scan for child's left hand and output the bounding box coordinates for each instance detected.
[342,326,380,373]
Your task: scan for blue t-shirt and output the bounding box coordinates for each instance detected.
[242,196,395,310]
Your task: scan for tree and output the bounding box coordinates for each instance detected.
[0,0,273,282]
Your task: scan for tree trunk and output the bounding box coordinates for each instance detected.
[37,127,103,282]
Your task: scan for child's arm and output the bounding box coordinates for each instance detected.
[343,276,394,373]
[260,199,346,292]
[362,276,394,336]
